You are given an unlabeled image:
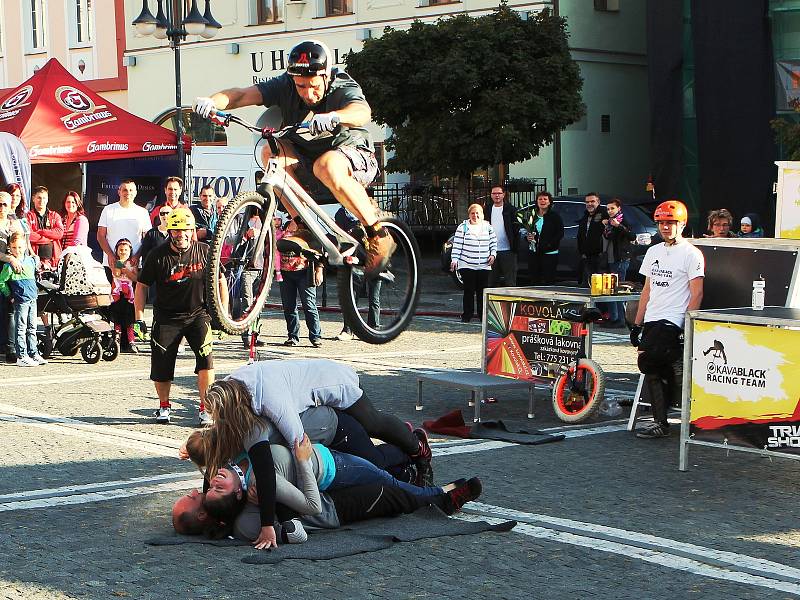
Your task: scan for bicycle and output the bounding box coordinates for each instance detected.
[551,307,607,423]
[203,111,421,344]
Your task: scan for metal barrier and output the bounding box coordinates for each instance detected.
[370,179,547,231]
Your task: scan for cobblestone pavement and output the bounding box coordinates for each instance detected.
[1,269,799,600]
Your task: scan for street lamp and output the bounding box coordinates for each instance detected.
[131,0,221,181]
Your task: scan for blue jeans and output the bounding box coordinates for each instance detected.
[606,259,630,323]
[279,268,321,342]
[343,276,381,333]
[328,450,443,498]
[13,299,37,358]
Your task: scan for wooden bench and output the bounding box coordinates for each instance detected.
[416,370,537,423]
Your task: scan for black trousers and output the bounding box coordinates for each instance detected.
[330,410,409,469]
[344,390,420,456]
[639,322,684,426]
[459,268,489,321]
[489,251,517,287]
[332,484,445,525]
[529,252,559,285]
[579,254,607,287]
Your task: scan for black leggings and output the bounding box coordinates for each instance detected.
[275,484,443,525]
[344,390,420,456]
[330,410,409,469]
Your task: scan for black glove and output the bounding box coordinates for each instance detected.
[629,324,642,348]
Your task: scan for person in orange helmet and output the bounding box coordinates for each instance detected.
[630,200,704,439]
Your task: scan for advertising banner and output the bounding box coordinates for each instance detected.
[0,132,30,195]
[775,161,800,239]
[690,319,800,455]
[484,294,584,380]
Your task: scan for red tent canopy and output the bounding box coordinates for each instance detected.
[0,58,190,164]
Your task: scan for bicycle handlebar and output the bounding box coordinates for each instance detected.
[209,110,311,139]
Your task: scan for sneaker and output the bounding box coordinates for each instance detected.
[412,427,432,462]
[30,354,47,365]
[154,407,171,424]
[335,330,355,341]
[635,422,670,439]
[121,345,139,355]
[443,477,482,515]
[310,339,323,348]
[198,410,213,427]
[364,227,397,278]
[6,352,17,364]
[16,356,36,367]
[279,519,308,544]
[283,338,299,347]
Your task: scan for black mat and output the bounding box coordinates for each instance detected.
[469,420,566,445]
[148,507,515,564]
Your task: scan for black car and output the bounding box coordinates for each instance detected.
[441,196,657,287]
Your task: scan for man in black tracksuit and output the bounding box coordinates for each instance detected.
[577,192,609,287]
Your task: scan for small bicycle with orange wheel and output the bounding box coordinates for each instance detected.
[551,307,607,423]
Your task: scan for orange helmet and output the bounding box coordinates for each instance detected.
[653,200,688,223]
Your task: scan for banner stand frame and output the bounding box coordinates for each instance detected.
[679,307,800,471]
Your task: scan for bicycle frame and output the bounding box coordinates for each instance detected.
[257,158,362,269]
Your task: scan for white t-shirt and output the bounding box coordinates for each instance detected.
[491,205,511,252]
[97,201,152,266]
[639,239,704,328]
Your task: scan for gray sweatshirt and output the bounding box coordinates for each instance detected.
[228,359,363,446]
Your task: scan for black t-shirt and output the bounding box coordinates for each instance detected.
[138,240,210,322]
[138,228,169,265]
[256,70,373,160]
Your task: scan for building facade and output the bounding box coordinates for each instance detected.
[124,0,648,197]
[0,0,129,106]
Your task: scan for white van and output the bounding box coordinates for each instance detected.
[187,146,262,205]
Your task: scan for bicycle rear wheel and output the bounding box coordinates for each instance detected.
[206,190,276,335]
[337,218,420,344]
[551,358,606,423]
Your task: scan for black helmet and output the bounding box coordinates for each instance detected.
[287,40,332,79]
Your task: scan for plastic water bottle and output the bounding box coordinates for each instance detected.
[752,278,765,311]
[599,396,622,418]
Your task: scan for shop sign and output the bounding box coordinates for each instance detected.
[484,295,584,380]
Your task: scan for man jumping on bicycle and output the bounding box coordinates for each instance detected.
[193,39,394,277]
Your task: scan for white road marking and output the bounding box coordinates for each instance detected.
[0,472,199,502]
[456,512,800,595]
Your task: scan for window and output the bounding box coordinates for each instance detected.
[156,108,227,146]
[418,0,459,6]
[600,114,611,133]
[257,0,281,23]
[593,0,620,12]
[325,0,352,16]
[75,0,93,44]
[28,0,47,52]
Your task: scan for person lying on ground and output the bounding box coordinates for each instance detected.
[220,359,433,484]
[173,430,480,543]
[201,363,434,549]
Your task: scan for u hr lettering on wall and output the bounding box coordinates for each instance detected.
[250,48,354,83]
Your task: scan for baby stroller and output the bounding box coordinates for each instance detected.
[37,248,119,363]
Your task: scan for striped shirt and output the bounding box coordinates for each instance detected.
[451,220,497,270]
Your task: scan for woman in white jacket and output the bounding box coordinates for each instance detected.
[450,204,497,323]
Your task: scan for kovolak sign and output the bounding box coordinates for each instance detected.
[0,58,189,163]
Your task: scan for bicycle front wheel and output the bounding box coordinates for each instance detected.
[206,190,275,335]
[551,358,606,423]
[337,218,421,344]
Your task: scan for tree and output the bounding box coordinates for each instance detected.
[346,3,584,181]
